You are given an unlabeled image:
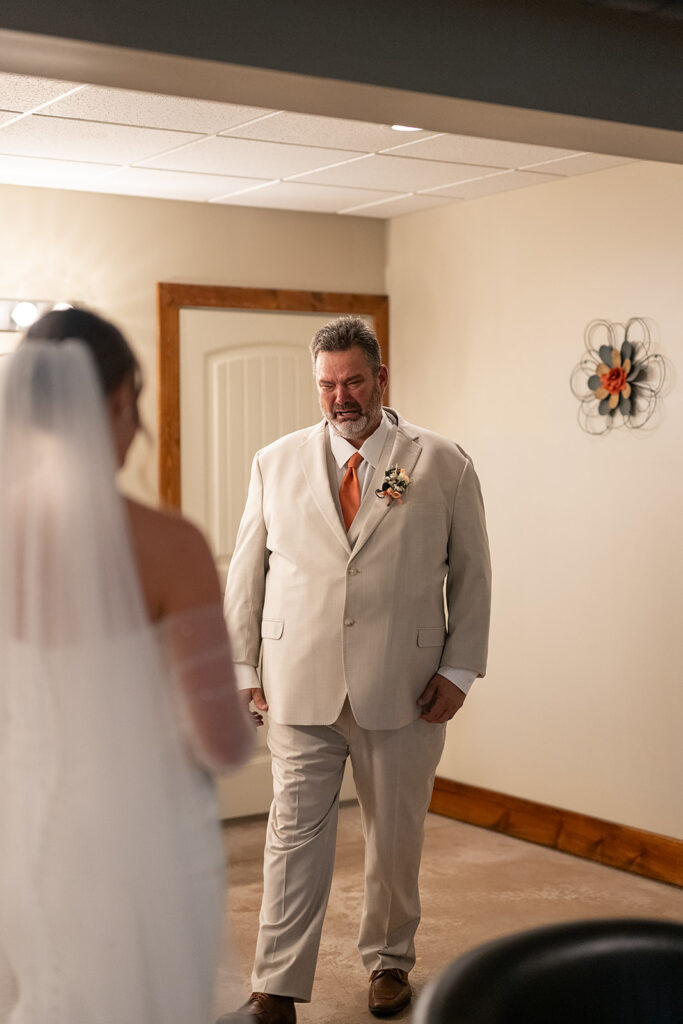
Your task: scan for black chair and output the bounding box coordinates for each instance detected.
[413,918,683,1024]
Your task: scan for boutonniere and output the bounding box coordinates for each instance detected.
[375,466,411,506]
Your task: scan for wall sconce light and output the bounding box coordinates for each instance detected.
[0,298,73,332]
[0,299,73,354]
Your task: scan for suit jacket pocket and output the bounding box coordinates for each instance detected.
[417,626,446,648]
[261,619,284,640]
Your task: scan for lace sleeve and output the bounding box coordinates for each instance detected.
[159,604,254,774]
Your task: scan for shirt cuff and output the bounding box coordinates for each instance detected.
[233,663,260,691]
[437,665,477,694]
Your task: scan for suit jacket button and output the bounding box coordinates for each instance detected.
[348,568,358,575]
[344,619,355,627]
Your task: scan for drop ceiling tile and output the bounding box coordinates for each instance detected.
[340,193,458,218]
[0,153,120,191]
[0,75,642,213]
[521,152,633,175]
[293,153,495,191]
[40,85,274,135]
[213,180,401,213]
[141,135,363,178]
[0,73,79,113]
[423,169,564,200]
[0,114,202,164]
[85,166,272,202]
[381,133,579,169]
[224,112,437,152]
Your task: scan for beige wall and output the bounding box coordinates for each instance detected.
[388,161,683,839]
[0,182,385,498]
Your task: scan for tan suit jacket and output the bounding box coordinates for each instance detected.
[225,409,491,730]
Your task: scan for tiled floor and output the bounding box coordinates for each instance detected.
[214,803,683,1023]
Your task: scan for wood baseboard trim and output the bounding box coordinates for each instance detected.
[430,777,682,887]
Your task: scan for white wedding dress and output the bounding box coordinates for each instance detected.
[0,342,235,1023]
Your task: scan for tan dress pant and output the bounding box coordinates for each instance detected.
[251,699,446,1001]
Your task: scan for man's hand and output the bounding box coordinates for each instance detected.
[241,686,268,727]
[417,673,466,723]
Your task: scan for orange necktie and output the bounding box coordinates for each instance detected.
[340,452,363,531]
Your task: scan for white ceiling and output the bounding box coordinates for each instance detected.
[0,73,633,219]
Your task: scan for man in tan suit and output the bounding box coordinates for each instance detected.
[219,317,491,1024]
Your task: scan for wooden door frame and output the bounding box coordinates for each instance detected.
[157,282,389,507]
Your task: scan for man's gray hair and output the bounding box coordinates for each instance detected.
[310,316,381,375]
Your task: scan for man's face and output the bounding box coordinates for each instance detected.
[315,346,388,445]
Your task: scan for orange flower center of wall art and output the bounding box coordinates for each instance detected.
[601,366,627,394]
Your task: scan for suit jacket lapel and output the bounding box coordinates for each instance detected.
[298,421,351,554]
[348,415,422,554]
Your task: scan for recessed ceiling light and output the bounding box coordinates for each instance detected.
[391,125,421,132]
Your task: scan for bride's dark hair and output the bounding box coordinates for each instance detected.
[23,307,142,400]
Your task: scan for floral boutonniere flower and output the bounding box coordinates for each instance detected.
[375,466,411,506]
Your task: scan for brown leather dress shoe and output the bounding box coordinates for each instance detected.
[368,968,412,1016]
[215,991,297,1024]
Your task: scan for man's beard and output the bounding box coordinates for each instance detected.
[322,382,383,442]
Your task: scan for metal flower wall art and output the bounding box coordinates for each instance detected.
[570,318,666,435]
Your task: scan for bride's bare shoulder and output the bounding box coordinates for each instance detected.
[124,498,221,615]
[125,497,197,540]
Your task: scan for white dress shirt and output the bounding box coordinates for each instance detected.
[329,413,476,696]
[328,409,393,498]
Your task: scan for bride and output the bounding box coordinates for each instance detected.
[0,309,256,1023]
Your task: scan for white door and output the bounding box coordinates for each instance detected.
[180,307,361,818]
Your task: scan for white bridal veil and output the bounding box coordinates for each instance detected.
[0,342,235,1023]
